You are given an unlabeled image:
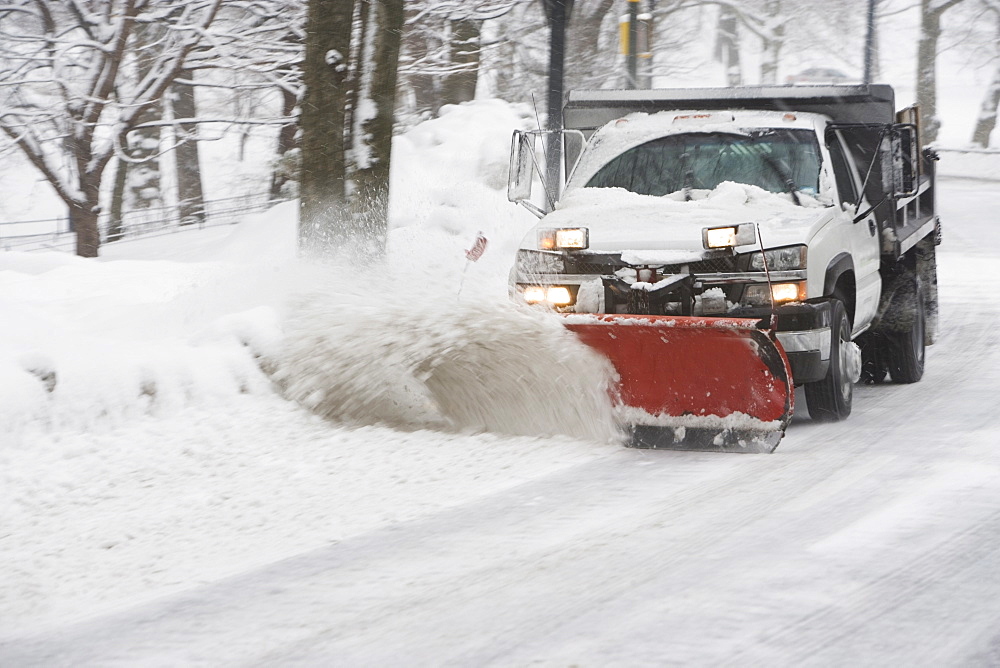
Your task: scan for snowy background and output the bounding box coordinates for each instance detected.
[3,4,1000,665]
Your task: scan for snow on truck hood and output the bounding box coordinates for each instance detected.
[526,181,835,258]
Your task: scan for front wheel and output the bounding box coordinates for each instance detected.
[805,298,858,422]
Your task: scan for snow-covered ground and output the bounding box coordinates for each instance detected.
[3,99,1000,664]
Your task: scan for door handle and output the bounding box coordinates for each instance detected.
[868,219,877,236]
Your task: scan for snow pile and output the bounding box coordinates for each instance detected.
[0,102,601,446]
[271,289,620,443]
[0,201,310,443]
[389,100,538,294]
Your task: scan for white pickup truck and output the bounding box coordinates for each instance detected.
[508,85,940,423]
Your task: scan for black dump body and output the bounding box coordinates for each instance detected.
[563,85,896,133]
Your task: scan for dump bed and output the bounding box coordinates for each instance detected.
[564,85,896,132]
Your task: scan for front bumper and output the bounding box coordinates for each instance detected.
[774,301,832,384]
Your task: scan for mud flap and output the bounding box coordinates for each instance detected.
[563,314,794,453]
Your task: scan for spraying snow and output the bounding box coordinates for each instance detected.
[271,290,621,443]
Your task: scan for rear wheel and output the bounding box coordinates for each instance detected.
[805,298,855,422]
[886,276,925,383]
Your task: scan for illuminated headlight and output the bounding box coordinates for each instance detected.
[703,223,756,249]
[744,282,807,306]
[749,245,807,271]
[521,285,575,306]
[523,286,547,303]
[546,286,573,305]
[539,228,589,250]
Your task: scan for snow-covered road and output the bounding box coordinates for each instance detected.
[3,178,1000,666]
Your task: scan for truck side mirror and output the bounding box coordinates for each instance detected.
[508,130,534,203]
[889,124,919,198]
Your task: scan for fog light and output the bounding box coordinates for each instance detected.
[547,286,573,305]
[743,282,806,306]
[523,286,546,303]
[771,282,806,303]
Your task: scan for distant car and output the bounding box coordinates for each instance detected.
[786,67,852,85]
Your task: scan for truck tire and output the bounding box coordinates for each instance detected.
[885,276,925,383]
[858,331,888,384]
[916,237,939,346]
[805,298,854,421]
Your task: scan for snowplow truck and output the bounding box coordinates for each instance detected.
[508,85,940,453]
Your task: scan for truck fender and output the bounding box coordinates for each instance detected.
[823,253,856,319]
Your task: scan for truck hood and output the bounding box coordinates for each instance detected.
[523,182,839,260]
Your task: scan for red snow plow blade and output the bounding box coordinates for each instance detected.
[563,314,794,453]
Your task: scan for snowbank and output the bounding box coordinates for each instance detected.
[0,103,553,445]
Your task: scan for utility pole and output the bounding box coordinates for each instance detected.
[626,0,639,89]
[863,0,877,83]
[541,0,574,209]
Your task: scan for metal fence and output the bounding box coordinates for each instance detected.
[0,192,288,253]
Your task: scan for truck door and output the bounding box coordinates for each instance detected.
[828,129,881,332]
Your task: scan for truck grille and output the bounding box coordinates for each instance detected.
[563,253,737,275]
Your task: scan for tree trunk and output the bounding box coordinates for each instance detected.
[971,12,1000,148]
[107,157,127,242]
[124,21,165,216]
[565,0,614,91]
[439,18,482,108]
[716,6,742,86]
[71,178,102,257]
[917,0,943,144]
[270,86,300,199]
[759,1,783,85]
[172,70,206,225]
[71,203,101,258]
[972,65,1000,147]
[349,0,405,258]
[401,6,440,118]
[299,0,355,251]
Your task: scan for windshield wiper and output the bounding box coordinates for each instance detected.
[762,154,802,206]
[681,150,693,201]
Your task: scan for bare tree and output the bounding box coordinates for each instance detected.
[971,0,1000,146]
[399,1,516,118]
[299,0,354,251]
[715,5,743,85]
[349,0,405,257]
[0,0,223,257]
[917,0,968,144]
[171,69,206,225]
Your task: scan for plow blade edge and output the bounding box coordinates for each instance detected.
[563,315,794,453]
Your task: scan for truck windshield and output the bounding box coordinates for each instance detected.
[584,129,822,198]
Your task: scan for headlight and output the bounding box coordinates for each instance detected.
[748,245,807,271]
[546,286,573,305]
[523,286,547,303]
[515,249,564,275]
[520,285,576,306]
[539,228,589,250]
[703,223,756,249]
[744,282,807,306]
